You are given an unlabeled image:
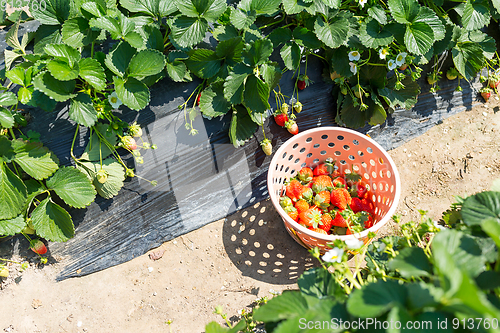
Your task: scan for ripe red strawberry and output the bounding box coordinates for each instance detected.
[482,91,491,102]
[364,215,374,229]
[361,198,375,214]
[399,64,408,71]
[285,120,299,135]
[350,197,364,213]
[318,213,333,233]
[313,162,335,176]
[312,175,333,193]
[356,184,367,198]
[332,212,348,227]
[274,112,288,127]
[299,206,322,228]
[30,239,47,255]
[330,188,352,210]
[260,139,272,155]
[286,179,304,202]
[121,136,137,150]
[313,191,331,209]
[489,79,500,89]
[295,200,310,214]
[300,186,313,202]
[332,176,346,188]
[196,93,201,106]
[298,167,313,183]
[346,228,352,235]
[309,227,328,235]
[297,79,306,90]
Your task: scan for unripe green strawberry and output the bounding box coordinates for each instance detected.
[96,169,108,184]
[260,139,272,155]
[129,122,143,137]
[293,102,303,113]
[280,196,293,208]
[280,103,289,114]
[446,68,458,80]
[0,266,9,278]
[427,74,438,85]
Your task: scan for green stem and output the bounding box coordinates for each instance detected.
[259,15,286,30]
[70,124,80,162]
[9,128,16,140]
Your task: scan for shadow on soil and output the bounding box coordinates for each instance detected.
[222,199,319,284]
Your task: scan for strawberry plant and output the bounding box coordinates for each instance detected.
[205,182,500,332]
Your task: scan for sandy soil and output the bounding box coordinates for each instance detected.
[1,97,499,333]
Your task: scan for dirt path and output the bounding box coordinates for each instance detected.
[1,98,499,333]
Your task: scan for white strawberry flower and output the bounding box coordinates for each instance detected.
[321,247,344,263]
[379,48,389,59]
[387,59,397,71]
[359,0,367,7]
[395,52,407,66]
[349,62,357,75]
[108,91,122,109]
[348,50,361,61]
[345,238,364,250]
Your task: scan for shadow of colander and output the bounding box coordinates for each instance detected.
[222,199,318,284]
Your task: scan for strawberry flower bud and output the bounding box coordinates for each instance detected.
[129,122,143,138]
[96,169,108,184]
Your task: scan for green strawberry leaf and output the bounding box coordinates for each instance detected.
[69,93,98,127]
[46,166,96,208]
[215,36,244,65]
[123,31,144,49]
[5,67,25,86]
[292,27,322,49]
[33,25,63,54]
[120,0,177,17]
[127,49,166,79]
[31,0,70,25]
[0,162,27,220]
[359,18,394,49]
[314,15,351,49]
[462,191,500,226]
[260,62,282,91]
[347,280,408,318]
[379,76,420,110]
[80,0,107,18]
[462,0,490,31]
[89,13,135,39]
[62,17,99,48]
[79,58,106,91]
[0,215,25,236]
[199,81,231,119]
[143,24,164,52]
[113,76,150,111]
[452,41,484,81]
[268,27,292,47]
[368,4,388,25]
[31,197,74,242]
[166,61,188,82]
[229,105,258,148]
[230,7,255,30]
[212,24,239,41]
[46,59,80,81]
[104,41,136,78]
[224,63,252,105]
[253,291,308,322]
[18,87,34,104]
[369,104,387,126]
[33,71,77,102]
[77,158,125,199]
[238,0,281,15]
[44,43,81,68]
[176,0,227,21]
[388,247,432,278]
[280,42,301,71]
[242,39,273,68]
[80,123,117,161]
[27,91,58,112]
[185,49,222,79]
[12,139,59,180]
[0,92,18,106]
[387,0,419,24]
[404,21,434,55]
[170,15,208,48]
[244,74,270,114]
